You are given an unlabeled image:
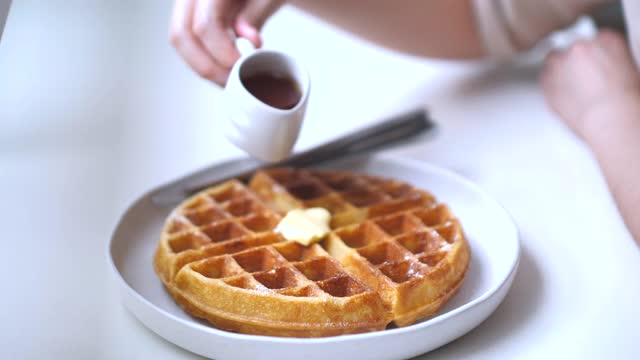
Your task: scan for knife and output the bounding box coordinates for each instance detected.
[151,108,435,207]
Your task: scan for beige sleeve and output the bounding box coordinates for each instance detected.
[471,0,610,58]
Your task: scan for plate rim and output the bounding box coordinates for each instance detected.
[108,154,521,345]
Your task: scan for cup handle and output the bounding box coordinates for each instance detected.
[236,37,256,57]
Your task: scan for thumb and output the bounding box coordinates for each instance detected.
[234,0,284,48]
[234,17,262,48]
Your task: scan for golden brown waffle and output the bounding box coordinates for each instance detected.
[154,168,470,337]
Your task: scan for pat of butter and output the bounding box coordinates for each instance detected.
[275,208,331,246]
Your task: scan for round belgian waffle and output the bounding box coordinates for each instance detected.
[154,168,470,337]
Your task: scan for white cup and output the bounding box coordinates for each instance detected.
[222,38,310,162]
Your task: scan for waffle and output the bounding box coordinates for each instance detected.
[154,168,470,337]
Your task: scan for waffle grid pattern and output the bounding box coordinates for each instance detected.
[155,168,469,336]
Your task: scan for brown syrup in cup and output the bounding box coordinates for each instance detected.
[241,72,302,110]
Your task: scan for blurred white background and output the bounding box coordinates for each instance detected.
[1,1,639,359]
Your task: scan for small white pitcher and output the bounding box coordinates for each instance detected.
[222,38,310,162]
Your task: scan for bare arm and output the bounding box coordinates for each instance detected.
[542,30,640,244]
[170,0,616,84]
[289,0,485,59]
[583,94,640,242]
[169,0,487,86]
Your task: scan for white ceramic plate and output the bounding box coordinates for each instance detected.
[109,154,520,360]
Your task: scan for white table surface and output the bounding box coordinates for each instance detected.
[2,1,639,359]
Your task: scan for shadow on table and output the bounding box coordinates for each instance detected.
[413,241,544,359]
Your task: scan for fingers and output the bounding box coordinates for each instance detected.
[234,0,284,48]
[588,30,638,76]
[595,29,630,58]
[543,48,563,67]
[596,29,626,47]
[170,0,282,85]
[193,0,242,69]
[170,0,230,84]
[547,38,596,69]
[540,49,559,91]
[542,48,564,75]
[235,17,262,48]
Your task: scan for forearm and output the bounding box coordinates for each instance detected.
[582,93,640,243]
[288,0,485,59]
